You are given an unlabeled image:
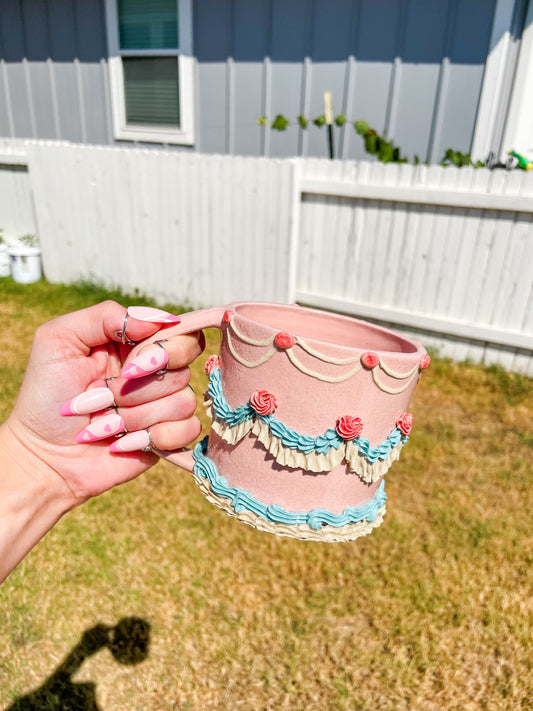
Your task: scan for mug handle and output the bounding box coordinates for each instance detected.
[151,305,229,472]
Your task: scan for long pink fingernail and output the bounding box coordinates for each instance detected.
[60,387,115,416]
[109,430,151,453]
[127,306,181,324]
[121,345,169,379]
[75,413,124,443]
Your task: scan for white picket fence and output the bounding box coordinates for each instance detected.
[0,139,532,374]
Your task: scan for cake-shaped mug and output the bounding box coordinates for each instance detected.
[163,302,429,542]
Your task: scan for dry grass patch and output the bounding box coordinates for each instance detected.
[0,279,532,710]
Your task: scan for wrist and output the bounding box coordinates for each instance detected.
[0,422,72,582]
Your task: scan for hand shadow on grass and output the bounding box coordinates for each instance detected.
[7,617,150,711]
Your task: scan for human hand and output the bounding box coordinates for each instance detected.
[2,301,203,510]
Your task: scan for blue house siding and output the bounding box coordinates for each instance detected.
[0,0,110,144]
[0,0,508,162]
[195,0,499,161]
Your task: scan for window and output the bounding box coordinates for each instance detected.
[105,0,194,144]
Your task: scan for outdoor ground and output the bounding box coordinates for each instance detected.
[0,279,532,711]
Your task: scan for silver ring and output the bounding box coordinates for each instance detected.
[104,377,118,409]
[154,339,168,375]
[104,378,127,434]
[115,312,137,346]
[142,429,157,452]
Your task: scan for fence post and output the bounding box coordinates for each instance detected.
[286,158,302,304]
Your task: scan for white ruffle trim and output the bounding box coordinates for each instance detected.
[205,401,403,483]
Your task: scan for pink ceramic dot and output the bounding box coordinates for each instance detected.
[361,352,380,369]
[223,310,233,324]
[205,355,221,375]
[397,412,413,435]
[420,354,431,370]
[274,332,295,349]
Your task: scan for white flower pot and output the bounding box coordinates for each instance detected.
[8,243,42,284]
[0,244,10,277]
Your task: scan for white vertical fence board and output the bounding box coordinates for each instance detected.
[0,164,36,240]
[336,197,359,298]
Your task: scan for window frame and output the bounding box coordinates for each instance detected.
[104,0,195,145]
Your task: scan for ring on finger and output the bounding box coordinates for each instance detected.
[109,428,156,453]
[153,339,169,376]
[104,377,118,409]
[115,312,137,346]
[142,428,157,452]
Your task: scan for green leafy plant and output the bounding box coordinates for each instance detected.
[17,234,40,248]
[353,120,407,164]
[259,112,487,167]
[271,114,289,131]
[440,149,485,168]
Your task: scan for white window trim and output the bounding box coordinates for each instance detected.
[104,0,195,145]
[470,0,517,162]
[500,1,533,160]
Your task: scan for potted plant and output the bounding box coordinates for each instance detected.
[8,233,42,283]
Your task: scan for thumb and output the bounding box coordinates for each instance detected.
[43,301,177,355]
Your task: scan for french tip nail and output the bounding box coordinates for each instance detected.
[126,306,181,324]
[59,400,73,416]
[121,364,138,379]
[75,414,124,443]
[109,441,122,453]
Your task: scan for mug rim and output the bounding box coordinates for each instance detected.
[231,301,424,357]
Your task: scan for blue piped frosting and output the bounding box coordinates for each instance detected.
[192,438,387,530]
[207,367,408,462]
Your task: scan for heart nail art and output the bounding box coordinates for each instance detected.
[75,413,125,443]
[121,344,169,379]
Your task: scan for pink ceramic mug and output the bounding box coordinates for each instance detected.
[163,302,429,542]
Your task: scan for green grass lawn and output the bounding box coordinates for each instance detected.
[1,278,532,710]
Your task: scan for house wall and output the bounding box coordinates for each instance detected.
[0,0,506,162]
[0,0,112,145]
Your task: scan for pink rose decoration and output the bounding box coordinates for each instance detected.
[250,389,278,416]
[335,415,363,440]
[397,412,413,435]
[361,352,380,369]
[420,354,431,370]
[274,331,295,349]
[205,355,220,375]
[223,310,234,324]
